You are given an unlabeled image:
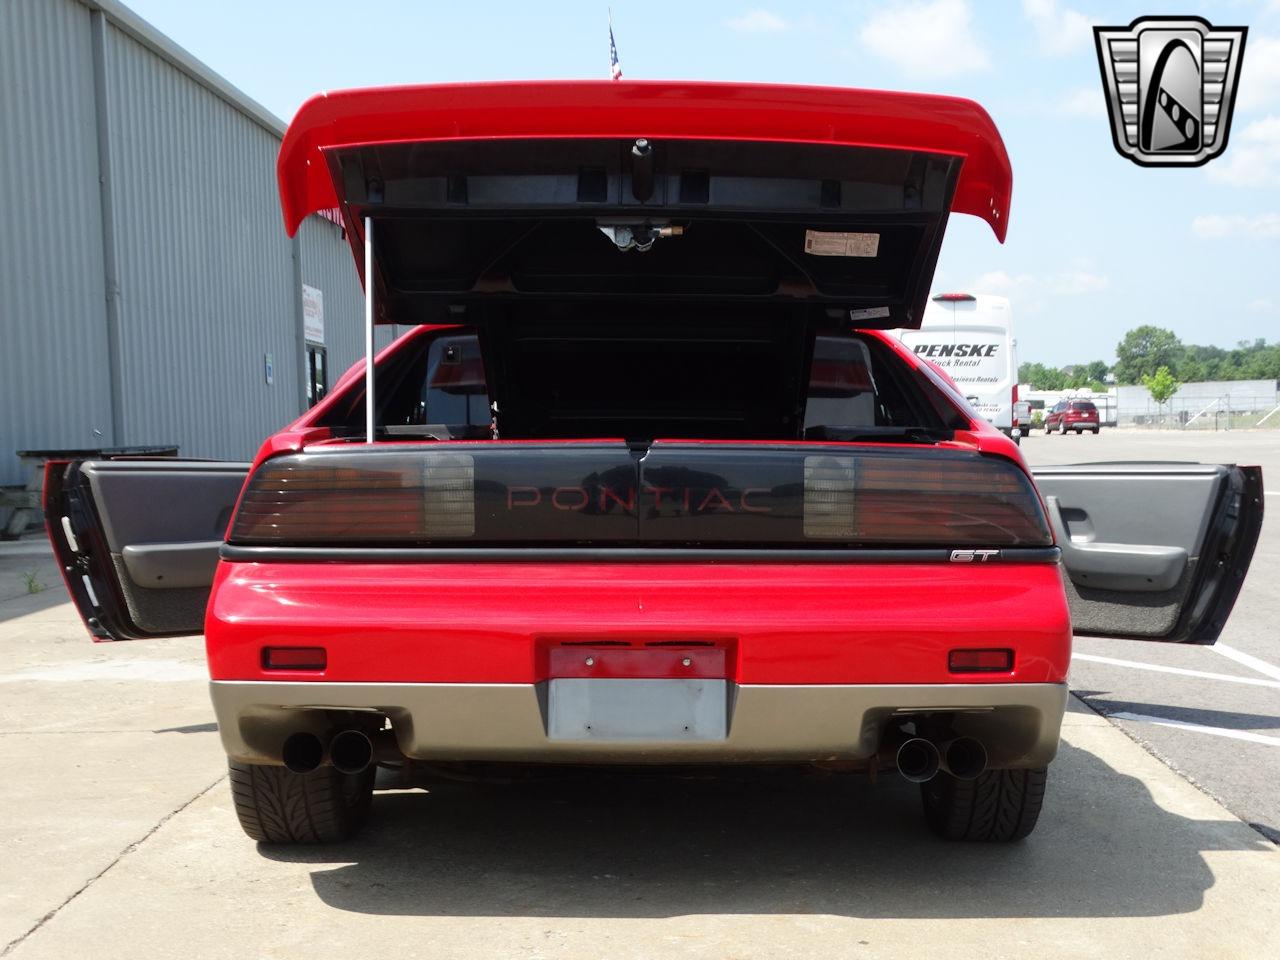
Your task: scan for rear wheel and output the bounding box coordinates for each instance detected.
[1092,428,1100,434]
[228,760,375,843]
[920,767,1047,841]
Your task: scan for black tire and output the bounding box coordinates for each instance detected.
[1075,428,1083,434]
[228,760,375,843]
[1092,428,1100,434]
[921,767,1048,841]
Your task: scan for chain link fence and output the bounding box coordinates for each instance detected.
[1119,395,1280,430]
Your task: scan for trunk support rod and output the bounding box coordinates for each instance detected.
[364,216,375,443]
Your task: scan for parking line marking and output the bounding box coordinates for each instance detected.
[1211,643,1280,684]
[1071,652,1280,689]
[1108,711,1280,746]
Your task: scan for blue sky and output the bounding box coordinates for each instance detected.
[121,0,1280,366]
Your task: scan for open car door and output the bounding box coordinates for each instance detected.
[1031,462,1263,644]
[44,459,249,640]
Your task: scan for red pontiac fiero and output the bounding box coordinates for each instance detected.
[45,81,1262,843]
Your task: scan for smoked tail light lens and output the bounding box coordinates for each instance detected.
[949,648,1014,673]
[228,446,1051,549]
[231,452,475,544]
[803,453,1051,546]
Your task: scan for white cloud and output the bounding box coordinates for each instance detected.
[1246,298,1275,312]
[858,0,990,78]
[1191,213,1280,238]
[1057,86,1101,117]
[1021,0,1094,56]
[726,9,789,33]
[968,268,1109,306]
[1049,270,1110,295]
[1237,36,1280,113]
[972,270,1035,295]
[1207,116,1280,186]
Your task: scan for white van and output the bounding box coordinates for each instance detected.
[894,293,1026,443]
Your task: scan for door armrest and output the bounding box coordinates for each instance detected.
[1044,496,1186,592]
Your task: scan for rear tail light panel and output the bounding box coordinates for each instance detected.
[228,442,1052,549]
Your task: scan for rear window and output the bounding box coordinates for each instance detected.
[1069,401,1097,412]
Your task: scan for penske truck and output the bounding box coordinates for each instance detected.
[896,293,1027,443]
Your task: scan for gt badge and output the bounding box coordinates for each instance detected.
[1094,17,1247,167]
[950,549,999,563]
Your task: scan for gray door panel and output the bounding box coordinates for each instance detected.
[1031,463,1263,643]
[56,460,249,639]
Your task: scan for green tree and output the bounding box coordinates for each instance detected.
[1018,362,1066,390]
[1241,345,1280,380]
[1114,326,1183,384]
[1179,358,1207,383]
[1141,365,1181,407]
[1083,360,1110,383]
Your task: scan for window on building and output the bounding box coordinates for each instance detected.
[306,345,328,407]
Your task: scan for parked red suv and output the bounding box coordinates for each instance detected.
[1046,399,1101,434]
[43,82,1262,845]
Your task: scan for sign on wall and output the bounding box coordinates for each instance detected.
[302,284,325,344]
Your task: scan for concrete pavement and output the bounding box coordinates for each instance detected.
[3,559,1280,957]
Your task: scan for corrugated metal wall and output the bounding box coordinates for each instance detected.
[0,0,363,486]
[0,0,115,482]
[101,23,301,458]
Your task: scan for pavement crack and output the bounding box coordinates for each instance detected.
[0,774,227,957]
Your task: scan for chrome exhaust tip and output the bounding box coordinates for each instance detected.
[895,737,941,783]
[281,732,324,774]
[329,729,374,775]
[942,737,988,781]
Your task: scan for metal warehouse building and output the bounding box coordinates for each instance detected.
[1,0,378,488]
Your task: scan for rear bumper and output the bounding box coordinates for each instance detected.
[205,560,1072,685]
[209,679,1069,769]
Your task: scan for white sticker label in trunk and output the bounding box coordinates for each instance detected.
[804,230,880,257]
[848,306,891,321]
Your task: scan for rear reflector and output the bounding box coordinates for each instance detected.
[262,646,327,670]
[949,648,1013,673]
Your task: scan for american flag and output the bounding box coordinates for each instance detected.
[609,12,622,80]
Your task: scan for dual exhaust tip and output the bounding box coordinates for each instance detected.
[285,728,982,783]
[895,736,987,783]
[281,729,374,776]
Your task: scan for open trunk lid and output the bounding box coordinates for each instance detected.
[278,81,1011,330]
